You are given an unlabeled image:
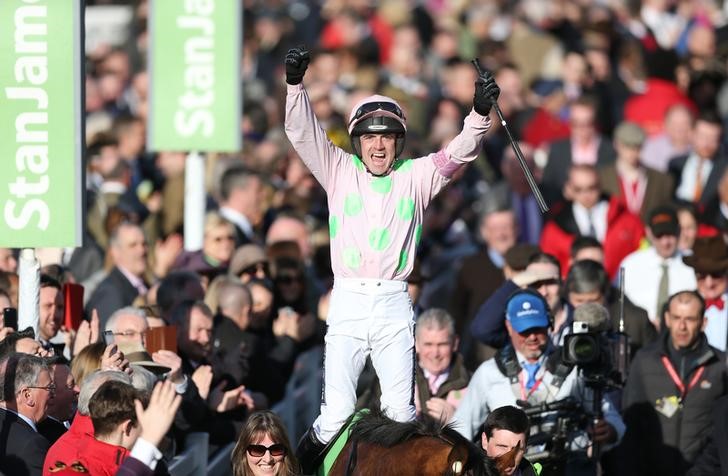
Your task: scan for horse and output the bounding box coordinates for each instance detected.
[326,410,500,476]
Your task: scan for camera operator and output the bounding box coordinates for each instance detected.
[452,289,624,474]
[620,290,728,476]
[481,406,540,476]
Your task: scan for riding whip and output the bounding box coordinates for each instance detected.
[471,58,549,213]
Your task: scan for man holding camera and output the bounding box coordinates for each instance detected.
[452,289,624,474]
[620,290,727,476]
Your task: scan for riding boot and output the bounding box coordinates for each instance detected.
[296,428,328,475]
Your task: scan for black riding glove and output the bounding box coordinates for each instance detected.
[473,70,501,117]
[285,46,310,85]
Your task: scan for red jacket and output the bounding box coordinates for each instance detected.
[43,413,129,476]
[540,197,644,280]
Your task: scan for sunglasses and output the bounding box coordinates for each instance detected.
[247,444,286,458]
[349,101,405,125]
[241,262,269,276]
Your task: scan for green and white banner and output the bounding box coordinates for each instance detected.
[0,0,84,247]
[148,0,241,152]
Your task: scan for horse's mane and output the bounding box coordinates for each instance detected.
[347,409,444,448]
[345,410,498,476]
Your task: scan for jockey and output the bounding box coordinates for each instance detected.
[284,45,501,473]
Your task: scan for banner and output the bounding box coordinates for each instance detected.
[148,0,241,152]
[0,0,84,247]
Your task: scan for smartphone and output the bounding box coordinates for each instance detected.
[2,308,17,330]
[63,283,84,331]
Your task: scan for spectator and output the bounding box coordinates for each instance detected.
[451,289,624,474]
[676,204,699,255]
[0,354,52,476]
[0,248,18,273]
[231,410,300,476]
[229,244,270,284]
[641,104,693,172]
[540,164,644,280]
[687,394,728,476]
[600,121,675,222]
[86,221,150,327]
[620,206,697,325]
[155,270,206,322]
[682,236,728,351]
[218,167,266,247]
[44,370,133,476]
[104,306,148,346]
[37,357,78,444]
[669,111,727,206]
[481,406,539,476]
[37,275,65,355]
[172,212,236,284]
[541,97,616,204]
[0,327,51,358]
[621,291,727,476]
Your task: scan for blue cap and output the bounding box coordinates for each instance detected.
[506,292,549,333]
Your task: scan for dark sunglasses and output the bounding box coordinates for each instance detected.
[247,443,286,457]
[349,101,405,125]
[241,262,269,276]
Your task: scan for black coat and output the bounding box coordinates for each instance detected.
[620,334,728,476]
[668,154,728,206]
[85,267,143,327]
[0,409,50,476]
[36,416,67,445]
[687,395,728,476]
[542,138,616,204]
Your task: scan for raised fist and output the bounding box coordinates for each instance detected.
[285,46,310,85]
[473,70,501,117]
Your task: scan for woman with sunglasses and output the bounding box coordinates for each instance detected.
[232,411,300,476]
[284,46,501,473]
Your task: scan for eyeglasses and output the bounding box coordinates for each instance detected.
[106,330,145,339]
[696,271,726,281]
[241,262,269,277]
[247,444,286,458]
[349,101,405,125]
[27,383,56,396]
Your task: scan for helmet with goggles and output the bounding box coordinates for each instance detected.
[348,95,407,159]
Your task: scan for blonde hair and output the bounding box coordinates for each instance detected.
[71,342,106,387]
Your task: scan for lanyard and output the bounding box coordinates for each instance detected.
[519,371,544,401]
[660,356,705,400]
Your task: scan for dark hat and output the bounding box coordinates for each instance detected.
[683,236,728,274]
[504,244,541,272]
[229,244,267,277]
[613,121,646,147]
[648,206,679,237]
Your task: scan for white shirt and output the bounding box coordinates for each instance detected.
[572,201,608,242]
[704,293,728,351]
[620,247,697,322]
[219,206,254,240]
[5,408,37,432]
[129,437,163,470]
[676,153,713,203]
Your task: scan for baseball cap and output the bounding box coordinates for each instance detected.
[506,291,550,333]
[648,206,679,237]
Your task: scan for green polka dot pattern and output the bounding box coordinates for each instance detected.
[396,198,415,221]
[329,216,339,238]
[396,250,408,273]
[342,248,361,269]
[369,228,392,251]
[351,155,365,171]
[394,158,413,173]
[370,176,392,194]
[414,224,423,245]
[344,193,363,216]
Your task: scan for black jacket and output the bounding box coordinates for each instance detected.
[687,395,728,476]
[85,266,143,327]
[0,409,50,476]
[36,416,67,445]
[620,334,728,476]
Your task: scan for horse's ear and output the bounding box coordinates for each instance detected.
[494,442,520,474]
[446,442,469,475]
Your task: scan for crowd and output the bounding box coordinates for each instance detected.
[1,0,728,474]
